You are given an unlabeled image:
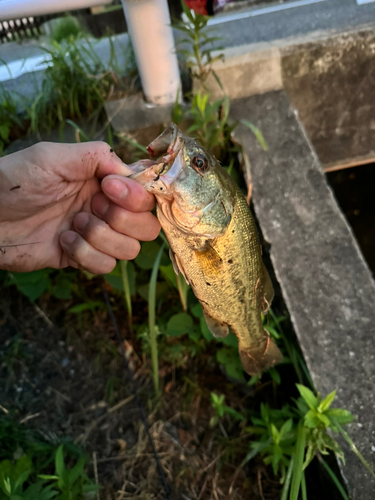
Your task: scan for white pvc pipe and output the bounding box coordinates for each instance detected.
[0,0,112,21]
[121,0,181,105]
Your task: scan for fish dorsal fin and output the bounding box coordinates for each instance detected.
[169,248,190,285]
[260,262,274,314]
[203,309,229,338]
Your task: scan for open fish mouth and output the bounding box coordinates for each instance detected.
[129,123,185,183]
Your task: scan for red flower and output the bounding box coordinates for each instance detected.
[183,0,209,15]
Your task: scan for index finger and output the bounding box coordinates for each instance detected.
[37,141,134,180]
[101,175,155,212]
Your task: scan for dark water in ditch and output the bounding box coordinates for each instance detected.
[326,163,375,276]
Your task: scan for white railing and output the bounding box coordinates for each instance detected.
[0,0,112,21]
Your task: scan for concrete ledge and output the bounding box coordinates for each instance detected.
[231,90,375,500]
[202,22,375,170]
[199,44,282,100]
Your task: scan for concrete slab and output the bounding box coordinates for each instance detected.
[231,90,375,500]
[201,22,375,170]
[104,93,175,133]
[281,26,375,169]
[195,44,282,100]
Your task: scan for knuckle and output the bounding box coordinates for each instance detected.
[93,141,111,156]
[86,220,108,241]
[105,206,122,228]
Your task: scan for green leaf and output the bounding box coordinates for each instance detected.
[104,261,136,297]
[280,418,294,439]
[318,390,336,413]
[304,409,321,429]
[241,120,268,151]
[271,424,280,444]
[272,445,283,475]
[135,241,168,270]
[303,441,316,470]
[225,406,245,421]
[326,409,354,426]
[0,124,10,141]
[159,264,178,289]
[216,347,245,382]
[180,0,195,23]
[191,303,203,318]
[296,384,318,411]
[269,367,281,385]
[51,274,74,300]
[247,375,260,387]
[138,282,169,302]
[66,457,86,487]
[66,119,90,142]
[166,313,194,337]
[82,483,99,492]
[68,301,104,313]
[316,413,330,427]
[221,332,238,348]
[10,270,51,302]
[211,392,220,404]
[54,445,65,479]
[319,433,344,462]
[200,317,214,341]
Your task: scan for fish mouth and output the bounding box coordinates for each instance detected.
[129,123,184,184]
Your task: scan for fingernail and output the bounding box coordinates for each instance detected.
[74,213,89,231]
[61,231,77,245]
[104,179,129,200]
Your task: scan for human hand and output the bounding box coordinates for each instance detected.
[0,142,160,274]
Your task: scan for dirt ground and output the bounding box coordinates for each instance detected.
[0,282,285,500]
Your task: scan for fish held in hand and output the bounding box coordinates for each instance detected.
[129,123,283,376]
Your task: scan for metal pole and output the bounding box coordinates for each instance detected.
[121,0,181,106]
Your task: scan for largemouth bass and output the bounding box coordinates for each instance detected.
[129,124,283,375]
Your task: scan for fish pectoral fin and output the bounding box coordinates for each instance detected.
[203,310,229,338]
[169,249,190,285]
[260,262,274,314]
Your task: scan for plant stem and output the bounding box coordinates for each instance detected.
[334,420,375,477]
[320,458,350,500]
[148,243,165,394]
[177,274,189,311]
[289,424,306,500]
[280,457,294,500]
[301,470,307,500]
[120,260,132,328]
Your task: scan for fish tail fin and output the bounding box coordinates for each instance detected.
[239,335,283,376]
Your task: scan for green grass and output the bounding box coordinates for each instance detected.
[29,36,122,136]
[0,416,96,500]
[49,16,87,43]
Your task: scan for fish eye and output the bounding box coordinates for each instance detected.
[192,154,208,172]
